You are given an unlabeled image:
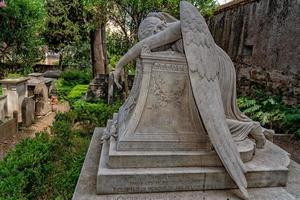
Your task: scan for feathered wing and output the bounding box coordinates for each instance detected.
[180,2,249,199]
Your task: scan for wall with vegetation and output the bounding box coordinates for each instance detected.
[208,0,299,105]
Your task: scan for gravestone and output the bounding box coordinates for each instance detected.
[0,95,8,121]
[0,77,29,122]
[0,111,17,140]
[73,2,295,200]
[27,73,54,97]
[85,75,109,101]
[21,97,35,127]
[34,83,50,116]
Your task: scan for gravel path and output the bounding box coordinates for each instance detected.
[0,102,69,159]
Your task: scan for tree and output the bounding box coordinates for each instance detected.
[43,0,88,67]
[83,0,109,76]
[109,0,217,47]
[0,0,46,68]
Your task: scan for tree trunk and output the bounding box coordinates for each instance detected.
[90,22,107,77]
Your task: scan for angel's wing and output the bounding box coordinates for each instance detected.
[180,2,249,199]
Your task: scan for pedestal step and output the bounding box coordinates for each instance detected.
[107,137,255,168]
[97,141,290,194]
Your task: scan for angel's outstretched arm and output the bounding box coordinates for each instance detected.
[113,21,181,88]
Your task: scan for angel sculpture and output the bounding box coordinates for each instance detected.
[113,1,273,199]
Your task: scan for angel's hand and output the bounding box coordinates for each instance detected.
[112,69,123,89]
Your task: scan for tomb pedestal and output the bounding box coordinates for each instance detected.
[96,52,291,195]
[0,78,29,122]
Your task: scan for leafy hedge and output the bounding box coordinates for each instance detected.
[0,133,53,200]
[67,85,88,100]
[0,100,121,200]
[72,100,121,127]
[56,69,91,101]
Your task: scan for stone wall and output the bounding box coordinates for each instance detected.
[208,0,299,104]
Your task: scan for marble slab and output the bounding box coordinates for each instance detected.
[72,128,298,200]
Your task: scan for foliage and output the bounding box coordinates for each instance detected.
[61,69,92,86]
[0,0,46,67]
[43,0,92,69]
[55,79,74,100]
[56,69,91,100]
[0,86,2,96]
[72,99,121,127]
[43,0,87,53]
[237,95,300,138]
[67,85,89,101]
[59,41,91,69]
[0,133,53,200]
[108,0,217,46]
[4,72,23,79]
[106,32,130,58]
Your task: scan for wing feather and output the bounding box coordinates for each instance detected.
[180,2,249,199]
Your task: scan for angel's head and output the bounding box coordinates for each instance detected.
[138,12,168,41]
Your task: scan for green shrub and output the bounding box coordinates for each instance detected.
[0,112,91,200]
[5,72,23,79]
[67,84,88,101]
[72,100,121,127]
[0,133,53,200]
[61,70,91,87]
[51,112,74,146]
[55,79,73,100]
[56,69,91,100]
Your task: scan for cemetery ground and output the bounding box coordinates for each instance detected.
[0,101,69,159]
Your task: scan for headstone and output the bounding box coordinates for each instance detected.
[0,95,8,121]
[85,74,108,101]
[27,73,54,98]
[34,83,50,116]
[21,97,35,127]
[0,118,17,139]
[0,77,29,122]
[74,2,294,200]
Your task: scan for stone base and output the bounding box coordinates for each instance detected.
[73,128,299,200]
[97,139,289,194]
[107,137,255,168]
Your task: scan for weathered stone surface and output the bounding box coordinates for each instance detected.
[0,95,8,121]
[86,75,109,101]
[27,74,53,98]
[117,53,210,151]
[0,118,17,140]
[0,77,29,122]
[107,137,255,168]
[97,140,289,194]
[21,97,35,127]
[72,128,298,200]
[207,0,300,104]
[42,70,62,79]
[34,83,50,116]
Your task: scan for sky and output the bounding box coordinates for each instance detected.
[217,0,232,5]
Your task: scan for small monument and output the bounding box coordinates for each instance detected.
[21,97,35,127]
[74,2,295,200]
[34,83,50,116]
[0,77,29,122]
